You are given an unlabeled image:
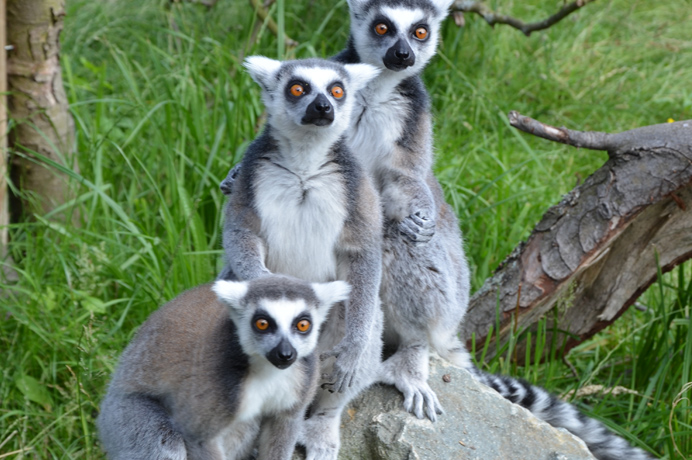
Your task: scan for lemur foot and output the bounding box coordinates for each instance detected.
[398,211,435,245]
[300,416,340,460]
[397,376,443,422]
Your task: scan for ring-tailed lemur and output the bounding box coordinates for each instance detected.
[334,0,655,459]
[97,275,349,460]
[219,57,384,460]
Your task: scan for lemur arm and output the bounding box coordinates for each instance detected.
[221,196,271,280]
[378,108,437,244]
[379,165,437,245]
[322,181,383,392]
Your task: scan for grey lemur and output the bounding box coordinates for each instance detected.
[97,275,349,460]
[333,0,655,459]
[219,57,384,460]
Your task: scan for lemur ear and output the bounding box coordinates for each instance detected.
[430,0,454,15]
[311,281,351,322]
[244,56,282,91]
[344,64,380,93]
[213,280,249,311]
[345,0,368,14]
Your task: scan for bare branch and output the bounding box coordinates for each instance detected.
[451,0,598,36]
[508,111,613,151]
[249,0,298,48]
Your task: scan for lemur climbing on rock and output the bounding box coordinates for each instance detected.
[332,0,654,458]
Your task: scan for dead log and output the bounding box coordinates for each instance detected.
[461,113,692,361]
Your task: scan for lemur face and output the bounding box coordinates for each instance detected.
[347,0,453,77]
[244,57,379,139]
[213,276,350,370]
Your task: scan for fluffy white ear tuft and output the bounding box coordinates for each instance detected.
[344,63,380,93]
[430,0,455,15]
[213,280,249,311]
[311,281,351,325]
[312,281,351,307]
[244,56,282,90]
[345,0,368,14]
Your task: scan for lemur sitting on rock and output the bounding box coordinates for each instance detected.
[97,275,348,460]
[333,0,654,458]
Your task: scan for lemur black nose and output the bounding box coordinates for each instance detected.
[278,349,294,360]
[315,97,332,113]
[301,93,335,126]
[383,38,415,71]
[268,339,297,369]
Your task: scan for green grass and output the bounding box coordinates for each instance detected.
[1,0,691,457]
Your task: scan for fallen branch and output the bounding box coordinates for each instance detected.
[451,0,598,36]
[462,114,692,361]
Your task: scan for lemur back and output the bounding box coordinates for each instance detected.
[220,57,384,460]
[97,275,348,460]
[335,1,654,459]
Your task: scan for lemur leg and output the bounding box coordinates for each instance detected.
[300,302,383,460]
[97,393,188,460]
[256,413,302,460]
[300,388,355,460]
[379,219,470,421]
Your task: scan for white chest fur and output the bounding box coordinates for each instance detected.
[347,79,409,176]
[253,157,348,282]
[235,360,304,422]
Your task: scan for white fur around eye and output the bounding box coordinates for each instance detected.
[381,7,427,34]
[292,68,342,94]
[259,299,308,333]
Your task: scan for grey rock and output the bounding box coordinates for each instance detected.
[295,357,595,460]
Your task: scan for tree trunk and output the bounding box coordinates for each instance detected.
[461,114,692,362]
[6,0,76,220]
[1,0,8,259]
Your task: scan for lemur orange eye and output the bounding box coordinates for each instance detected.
[296,319,311,333]
[375,23,388,35]
[255,319,269,331]
[331,86,344,99]
[290,84,305,97]
[415,27,428,40]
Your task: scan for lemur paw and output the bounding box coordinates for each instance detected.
[320,344,363,393]
[399,378,444,422]
[220,163,242,195]
[398,211,435,245]
[300,414,340,460]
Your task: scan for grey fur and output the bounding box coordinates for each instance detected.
[220,57,384,460]
[98,275,345,460]
[335,0,471,423]
[337,0,655,458]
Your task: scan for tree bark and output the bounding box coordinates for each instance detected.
[1,0,8,248]
[6,0,77,220]
[461,114,692,362]
[1,0,18,284]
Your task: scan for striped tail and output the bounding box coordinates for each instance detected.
[465,367,655,460]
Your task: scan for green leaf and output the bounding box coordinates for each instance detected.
[14,374,53,412]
